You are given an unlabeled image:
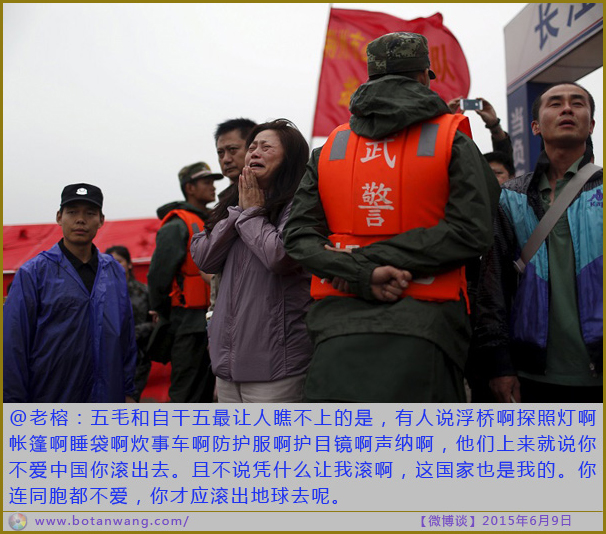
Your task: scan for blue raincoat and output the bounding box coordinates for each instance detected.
[3,243,137,402]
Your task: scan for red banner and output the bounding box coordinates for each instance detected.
[312,9,470,137]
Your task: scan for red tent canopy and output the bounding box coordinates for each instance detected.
[3,218,161,295]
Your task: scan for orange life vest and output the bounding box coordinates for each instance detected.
[160,209,210,309]
[312,114,472,307]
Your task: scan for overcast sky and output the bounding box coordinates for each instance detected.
[3,3,603,225]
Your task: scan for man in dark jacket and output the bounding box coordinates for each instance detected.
[283,32,500,402]
[473,82,602,403]
[147,162,223,402]
[4,184,137,403]
[207,119,258,316]
[215,118,257,199]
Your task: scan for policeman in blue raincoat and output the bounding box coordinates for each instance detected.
[3,184,137,402]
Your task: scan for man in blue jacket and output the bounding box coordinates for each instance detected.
[473,82,602,402]
[3,183,137,402]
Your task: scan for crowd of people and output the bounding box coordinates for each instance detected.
[3,31,602,404]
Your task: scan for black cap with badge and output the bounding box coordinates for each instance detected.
[60,183,104,209]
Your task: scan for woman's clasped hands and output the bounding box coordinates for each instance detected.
[238,166,265,210]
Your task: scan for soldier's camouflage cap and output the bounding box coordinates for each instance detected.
[367,32,436,80]
[178,161,223,186]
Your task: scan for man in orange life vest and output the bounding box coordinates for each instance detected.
[284,32,500,402]
[148,162,223,402]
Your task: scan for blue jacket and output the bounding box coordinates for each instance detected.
[3,244,137,402]
[473,152,603,376]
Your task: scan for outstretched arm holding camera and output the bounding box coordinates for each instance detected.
[448,96,513,159]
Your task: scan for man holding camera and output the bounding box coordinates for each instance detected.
[449,97,513,160]
[284,32,500,402]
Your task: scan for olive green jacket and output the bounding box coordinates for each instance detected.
[147,201,209,335]
[283,75,501,368]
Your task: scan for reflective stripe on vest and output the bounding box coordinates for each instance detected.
[160,209,210,309]
[312,114,472,307]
